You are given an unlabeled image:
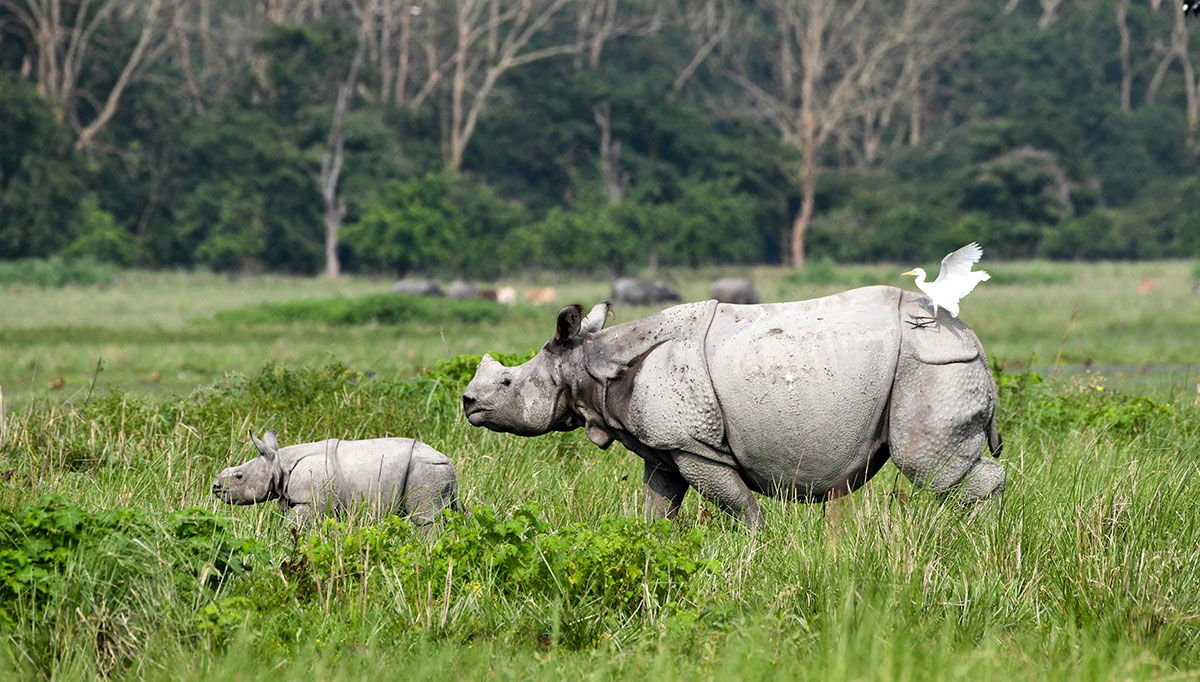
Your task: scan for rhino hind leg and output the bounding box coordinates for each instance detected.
[888,355,1006,504]
[672,451,765,530]
[404,462,460,525]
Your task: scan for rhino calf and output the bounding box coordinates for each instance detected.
[213,431,460,526]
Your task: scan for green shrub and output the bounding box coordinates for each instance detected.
[56,194,138,266]
[423,349,540,385]
[0,496,258,673]
[343,171,528,279]
[215,293,528,326]
[0,258,118,288]
[287,504,713,647]
[996,369,1173,436]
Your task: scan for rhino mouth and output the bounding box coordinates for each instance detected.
[463,395,487,425]
[211,484,252,505]
[464,407,487,426]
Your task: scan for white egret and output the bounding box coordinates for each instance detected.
[900,242,990,327]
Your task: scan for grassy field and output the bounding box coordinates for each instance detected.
[1,261,1197,407]
[0,262,1198,680]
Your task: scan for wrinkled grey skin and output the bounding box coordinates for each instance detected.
[463,286,1005,530]
[610,277,682,306]
[447,280,478,300]
[212,430,460,526]
[392,279,444,297]
[710,278,761,304]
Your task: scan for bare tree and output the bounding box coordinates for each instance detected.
[1115,0,1133,112]
[573,0,664,203]
[2,0,169,150]
[320,12,369,278]
[725,0,966,265]
[674,0,732,94]
[1143,0,1200,153]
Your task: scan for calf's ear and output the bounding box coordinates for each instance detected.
[249,428,278,460]
[554,304,583,343]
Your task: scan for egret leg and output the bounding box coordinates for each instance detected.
[906,303,940,329]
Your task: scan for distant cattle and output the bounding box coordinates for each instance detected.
[610,277,681,306]
[481,287,517,305]
[525,287,557,305]
[710,278,761,304]
[447,280,478,300]
[392,279,444,297]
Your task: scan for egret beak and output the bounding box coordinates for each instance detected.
[900,269,917,277]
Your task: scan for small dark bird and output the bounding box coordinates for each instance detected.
[1186,2,1200,16]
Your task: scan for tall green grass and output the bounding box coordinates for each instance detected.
[0,360,1197,679]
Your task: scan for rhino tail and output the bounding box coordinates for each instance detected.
[979,338,1002,459]
[988,414,1003,459]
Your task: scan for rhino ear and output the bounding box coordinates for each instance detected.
[579,301,611,336]
[249,428,278,460]
[554,304,583,343]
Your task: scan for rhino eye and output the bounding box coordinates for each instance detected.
[235,473,243,480]
[501,377,513,387]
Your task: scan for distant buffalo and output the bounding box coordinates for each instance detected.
[447,280,478,300]
[610,277,681,306]
[392,279,444,297]
[710,278,761,304]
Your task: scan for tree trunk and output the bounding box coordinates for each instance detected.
[593,102,626,203]
[1116,0,1132,112]
[380,0,393,101]
[448,2,470,171]
[324,198,346,278]
[320,33,367,278]
[394,2,412,104]
[792,163,816,267]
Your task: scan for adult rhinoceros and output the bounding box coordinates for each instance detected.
[462,286,1004,529]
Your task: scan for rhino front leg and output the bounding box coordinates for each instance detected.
[286,504,315,528]
[643,461,688,521]
[672,452,764,530]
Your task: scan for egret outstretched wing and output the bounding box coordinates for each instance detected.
[933,241,989,301]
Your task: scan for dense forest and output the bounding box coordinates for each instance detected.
[2,0,1199,277]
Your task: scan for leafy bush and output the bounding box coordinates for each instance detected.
[57,194,138,266]
[216,293,527,326]
[0,257,118,288]
[0,496,258,673]
[423,349,540,385]
[288,504,713,647]
[997,369,1173,436]
[343,171,528,279]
